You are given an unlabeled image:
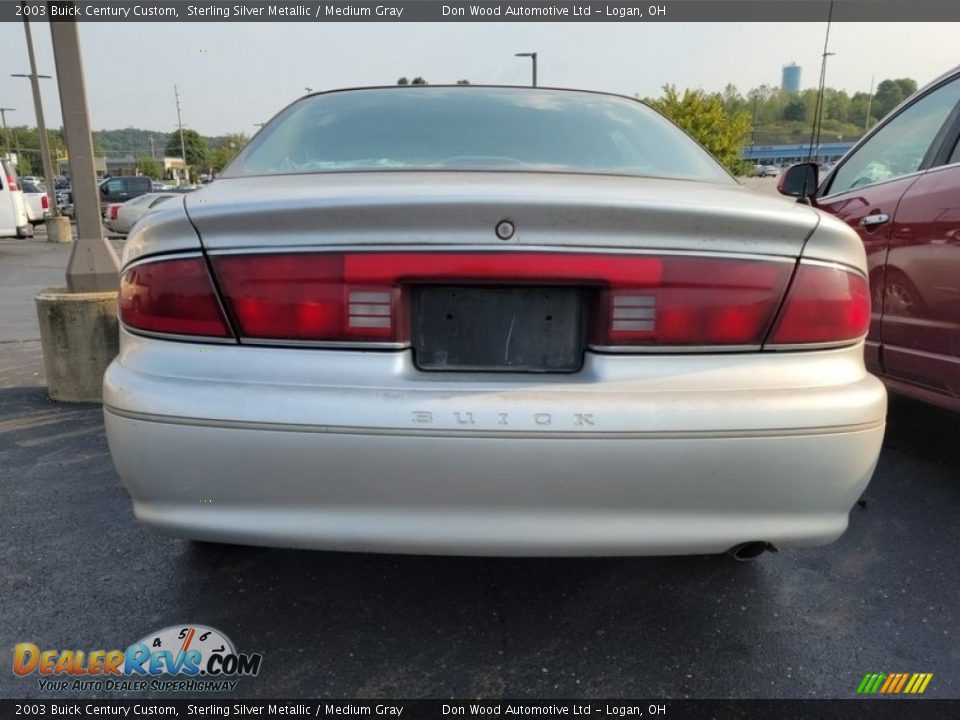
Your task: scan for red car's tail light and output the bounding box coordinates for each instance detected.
[767,262,870,346]
[119,257,232,338]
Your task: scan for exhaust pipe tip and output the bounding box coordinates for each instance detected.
[727,541,774,562]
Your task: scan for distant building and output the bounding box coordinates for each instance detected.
[741,142,853,166]
[57,156,107,177]
[782,63,802,93]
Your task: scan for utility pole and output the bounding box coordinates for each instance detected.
[0,108,14,156]
[16,4,57,215]
[149,135,155,160]
[174,84,188,183]
[864,75,875,132]
[807,1,834,162]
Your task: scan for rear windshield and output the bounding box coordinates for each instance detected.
[224,87,732,183]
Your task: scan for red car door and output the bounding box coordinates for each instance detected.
[815,177,920,373]
[812,73,960,385]
[882,162,960,406]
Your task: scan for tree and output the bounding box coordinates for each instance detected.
[15,153,33,175]
[872,80,902,119]
[397,77,409,85]
[646,85,752,173]
[411,77,427,85]
[210,132,249,173]
[136,156,163,179]
[164,128,209,169]
[456,79,471,85]
[783,99,808,122]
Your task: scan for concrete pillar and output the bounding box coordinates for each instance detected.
[35,287,118,402]
[49,14,119,292]
[45,215,71,243]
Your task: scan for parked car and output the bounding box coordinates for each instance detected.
[0,158,31,237]
[105,86,886,558]
[99,175,153,215]
[106,192,179,234]
[778,65,960,412]
[759,164,780,178]
[20,178,50,225]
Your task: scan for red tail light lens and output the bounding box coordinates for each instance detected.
[210,252,795,347]
[123,252,868,351]
[119,257,231,338]
[7,173,17,191]
[767,262,870,346]
[596,257,793,346]
[109,205,121,220]
[41,194,49,210]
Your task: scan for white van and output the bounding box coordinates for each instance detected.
[0,158,31,237]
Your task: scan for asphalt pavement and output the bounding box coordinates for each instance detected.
[0,229,958,700]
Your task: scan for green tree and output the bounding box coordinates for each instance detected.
[646,85,752,173]
[15,153,33,175]
[136,156,163,179]
[411,76,427,85]
[164,128,209,170]
[210,132,249,173]
[456,79,471,85]
[783,99,807,122]
[848,91,875,129]
[872,80,902,119]
[397,77,409,85]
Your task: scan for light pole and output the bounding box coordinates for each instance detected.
[13,7,58,216]
[515,52,537,87]
[0,108,14,156]
[10,48,60,215]
[174,85,188,184]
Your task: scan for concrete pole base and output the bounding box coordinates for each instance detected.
[45,216,73,243]
[35,287,119,403]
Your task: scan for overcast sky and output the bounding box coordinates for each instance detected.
[1,20,957,141]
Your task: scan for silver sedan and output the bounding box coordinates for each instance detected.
[104,86,886,557]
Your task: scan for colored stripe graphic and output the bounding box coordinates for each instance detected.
[856,672,932,694]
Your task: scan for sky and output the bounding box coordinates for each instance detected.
[0,20,957,144]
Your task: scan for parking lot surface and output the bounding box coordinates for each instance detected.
[1,233,958,700]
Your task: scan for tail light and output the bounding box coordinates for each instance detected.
[595,257,793,347]
[109,205,121,221]
[210,252,793,347]
[767,262,870,346]
[41,194,49,210]
[119,257,231,338]
[6,172,17,191]
[121,251,869,352]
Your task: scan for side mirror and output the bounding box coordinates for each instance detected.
[777,162,819,199]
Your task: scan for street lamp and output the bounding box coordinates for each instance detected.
[515,52,537,87]
[13,8,58,216]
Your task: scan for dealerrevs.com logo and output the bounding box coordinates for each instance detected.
[13,625,262,693]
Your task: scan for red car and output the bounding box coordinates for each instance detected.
[779,65,960,412]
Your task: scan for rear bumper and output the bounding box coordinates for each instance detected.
[104,329,886,556]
